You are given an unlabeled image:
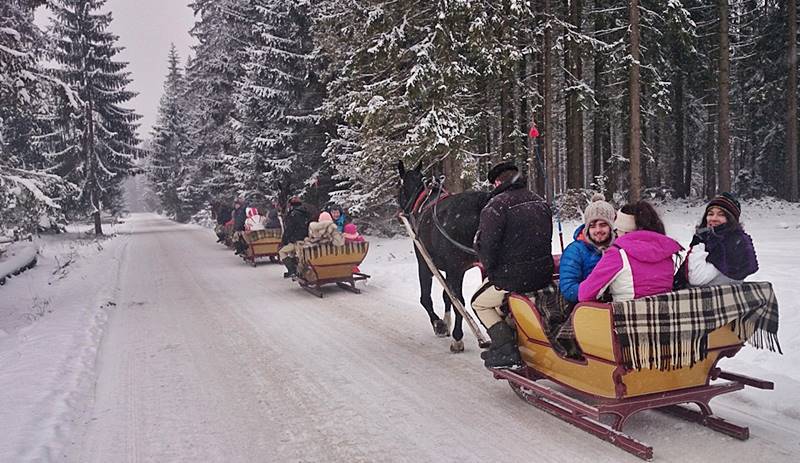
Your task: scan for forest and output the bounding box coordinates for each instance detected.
[1,0,798,232]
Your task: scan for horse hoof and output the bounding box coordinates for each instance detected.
[433,320,449,337]
[449,340,465,353]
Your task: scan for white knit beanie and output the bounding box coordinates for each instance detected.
[614,211,637,234]
[583,193,616,228]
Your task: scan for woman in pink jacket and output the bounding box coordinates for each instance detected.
[578,201,683,302]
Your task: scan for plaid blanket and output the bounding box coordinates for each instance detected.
[612,282,782,371]
[243,228,282,243]
[521,284,575,341]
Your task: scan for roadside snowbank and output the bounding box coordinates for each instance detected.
[0,226,126,461]
[0,243,38,283]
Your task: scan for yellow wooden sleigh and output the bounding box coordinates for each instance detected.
[490,278,778,460]
[295,241,370,297]
[241,228,282,266]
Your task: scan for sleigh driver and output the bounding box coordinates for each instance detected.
[472,162,554,368]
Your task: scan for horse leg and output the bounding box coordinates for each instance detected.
[441,288,452,337]
[417,254,447,337]
[447,271,466,353]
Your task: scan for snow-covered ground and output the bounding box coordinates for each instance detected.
[0,205,798,462]
[0,242,38,283]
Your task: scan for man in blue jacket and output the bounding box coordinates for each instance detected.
[559,193,616,303]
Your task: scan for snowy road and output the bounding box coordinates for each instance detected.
[29,214,800,462]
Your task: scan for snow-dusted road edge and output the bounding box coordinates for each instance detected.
[0,244,39,284]
[0,232,130,462]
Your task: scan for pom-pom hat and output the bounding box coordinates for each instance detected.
[583,193,616,228]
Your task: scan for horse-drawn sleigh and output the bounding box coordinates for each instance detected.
[490,280,780,460]
[395,160,782,460]
[294,241,370,298]
[239,228,282,266]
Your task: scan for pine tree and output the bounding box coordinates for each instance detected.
[233,0,327,204]
[43,0,140,234]
[629,0,642,201]
[180,0,251,212]
[316,1,546,211]
[789,0,798,201]
[149,44,191,221]
[1,0,74,233]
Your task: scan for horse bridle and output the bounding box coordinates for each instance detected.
[403,176,478,256]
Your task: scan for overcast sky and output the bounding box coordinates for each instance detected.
[36,1,197,139]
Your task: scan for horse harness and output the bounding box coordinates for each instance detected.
[405,178,479,256]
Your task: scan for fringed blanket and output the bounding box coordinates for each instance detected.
[612,282,782,371]
[521,284,575,340]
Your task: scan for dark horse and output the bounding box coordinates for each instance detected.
[397,161,491,352]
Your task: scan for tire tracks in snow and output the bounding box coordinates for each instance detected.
[68,214,799,463]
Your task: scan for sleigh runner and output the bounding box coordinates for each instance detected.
[240,228,282,266]
[295,241,370,297]
[492,281,781,460]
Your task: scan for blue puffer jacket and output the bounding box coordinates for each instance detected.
[559,224,603,303]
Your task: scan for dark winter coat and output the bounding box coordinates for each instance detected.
[281,204,312,245]
[559,224,604,303]
[675,222,758,289]
[264,207,281,229]
[694,223,758,280]
[475,175,554,292]
[216,205,232,225]
[232,204,247,232]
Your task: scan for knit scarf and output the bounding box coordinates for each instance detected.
[692,223,758,281]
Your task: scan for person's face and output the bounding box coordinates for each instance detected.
[588,220,611,243]
[331,209,341,220]
[706,206,728,227]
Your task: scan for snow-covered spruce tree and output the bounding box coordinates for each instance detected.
[149,44,191,221]
[180,0,252,212]
[43,0,140,235]
[734,1,790,198]
[316,1,518,213]
[0,0,74,234]
[232,0,328,205]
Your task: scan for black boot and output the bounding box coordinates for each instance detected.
[282,257,298,278]
[481,322,522,369]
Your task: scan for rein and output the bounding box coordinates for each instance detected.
[431,181,479,256]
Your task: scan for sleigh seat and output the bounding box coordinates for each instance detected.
[241,228,282,266]
[493,282,781,460]
[295,241,370,297]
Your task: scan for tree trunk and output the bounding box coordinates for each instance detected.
[86,94,103,236]
[628,0,642,202]
[717,0,731,193]
[787,0,798,201]
[705,116,717,199]
[443,153,464,193]
[592,31,607,186]
[544,0,555,202]
[529,51,545,194]
[565,0,584,189]
[672,66,686,197]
